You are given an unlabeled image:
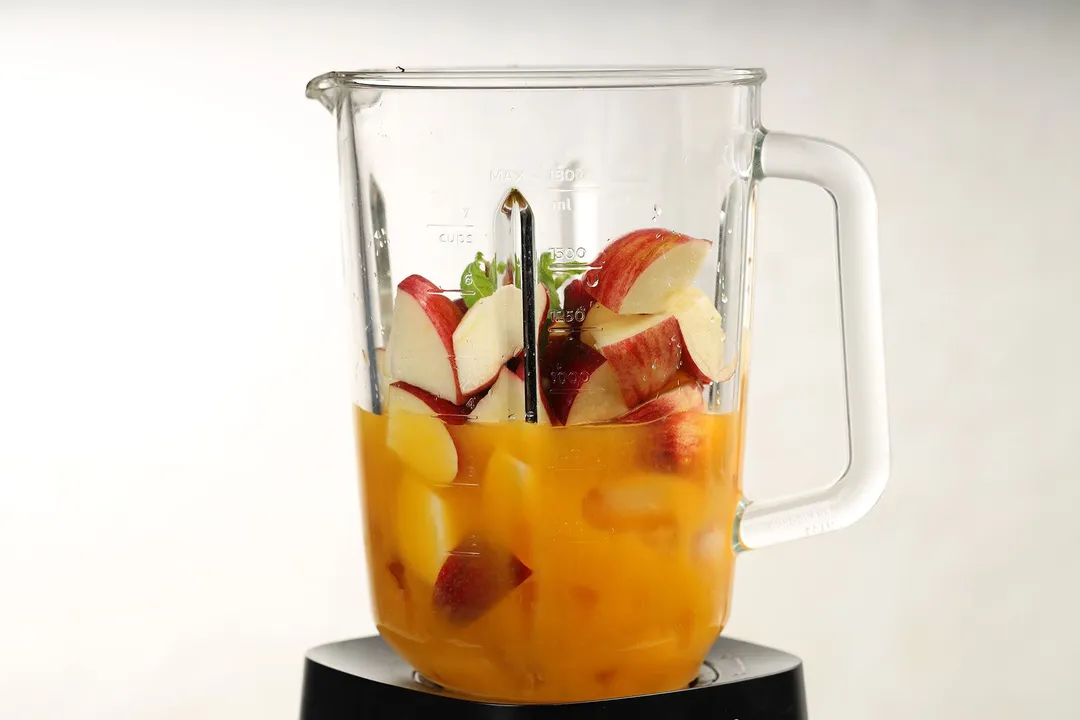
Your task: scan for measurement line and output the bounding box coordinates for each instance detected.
[547,187,601,192]
[426,223,476,228]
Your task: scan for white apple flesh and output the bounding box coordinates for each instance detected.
[470,364,551,424]
[454,283,551,398]
[388,275,465,403]
[453,284,523,397]
[666,287,733,384]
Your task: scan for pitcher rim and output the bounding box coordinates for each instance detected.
[305,66,766,96]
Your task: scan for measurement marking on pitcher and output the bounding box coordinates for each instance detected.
[550,167,588,182]
[427,223,476,245]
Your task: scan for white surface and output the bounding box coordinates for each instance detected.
[1,2,1078,718]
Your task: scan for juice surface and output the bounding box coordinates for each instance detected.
[356,405,743,703]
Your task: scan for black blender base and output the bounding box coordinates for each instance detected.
[300,635,807,719]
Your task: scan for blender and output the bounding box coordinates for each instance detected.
[300,66,889,718]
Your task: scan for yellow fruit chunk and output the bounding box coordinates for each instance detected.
[396,475,470,586]
[386,383,460,486]
[481,450,537,566]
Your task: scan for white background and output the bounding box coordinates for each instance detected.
[2,1,1078,718]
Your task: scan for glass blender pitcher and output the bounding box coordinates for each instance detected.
[305,66,890,704]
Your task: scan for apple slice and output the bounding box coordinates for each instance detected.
[388,275,465,403]
[583,229,711,314]
[386,382,463,486]
[471,367,510,423]
[481,450,537,565]
[433,534,532,626]
[615,378,704,424]
[471,365,552,424]
[543,337,628,425]
[396,475,471,587]
[665,287,733,384]
[648,411,708,473]
[453,284,523,397]
[581,304,682,408]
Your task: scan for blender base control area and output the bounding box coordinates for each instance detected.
[299,635,808,719]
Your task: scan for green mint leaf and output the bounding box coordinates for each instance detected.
[542,278,562,313]
[460,251,495,308]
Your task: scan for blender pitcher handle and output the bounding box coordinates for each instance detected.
[736,132,891,552]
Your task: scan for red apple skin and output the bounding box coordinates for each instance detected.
[432,534,532,627]
[453,297,469,314]
[582,229,710,313]
[648,411,708,473]
[540,337,609,425]
[616,379,704,424]
[562,279,596,329]
[596,314,682,409]
[536,284,552,343]
[389,381,469,425]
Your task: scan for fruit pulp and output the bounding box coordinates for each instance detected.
[356,405,743,703]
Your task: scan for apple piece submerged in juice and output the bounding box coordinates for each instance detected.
[433,533,532,627]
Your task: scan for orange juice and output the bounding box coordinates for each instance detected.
[355,404,743,703]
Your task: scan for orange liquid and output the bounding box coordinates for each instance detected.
[355,406,743,703]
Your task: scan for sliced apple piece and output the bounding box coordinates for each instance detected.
[396,475,471,587]
[386,382,463,486]
[481,450,537,565]
[433,534,532,626]
[543,337,628,425]
[581,304,682,408]
[470,366,516,423]
[648,410,708,473]
[665,287,732,384]
[388,274,465,403]
[583,229,711,314]
[615,378,704,424]
[453,284,524,396]
[471,364,553,424]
